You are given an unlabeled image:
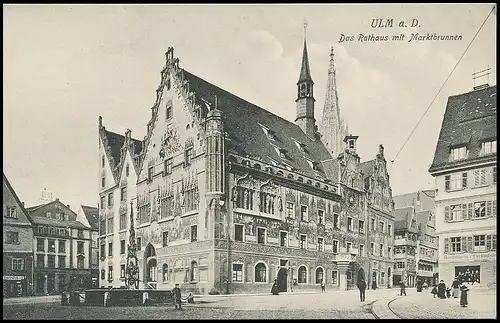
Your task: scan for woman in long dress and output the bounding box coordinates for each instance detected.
[460,283,469,307]
[451,278,460,298]
[271,279,280,295]
[437,280,447,299]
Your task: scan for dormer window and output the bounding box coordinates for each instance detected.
[294,140,307,153]
[306,160,319,171]
[259,124,277,141]
[480,140,496,155]
[273,146,288,159]
[449,146,468,161]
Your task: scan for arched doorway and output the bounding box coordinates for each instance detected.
[357,268,365,286]
[144,243,157,289]
[277,268,288,292]
[372,272,378,289]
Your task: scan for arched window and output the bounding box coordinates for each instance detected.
[316,267,324,284]
[254,262,267,283]
[100,269,105,280]
[190,261,198,282]
[298,266,307,283]
[163,264,169,282]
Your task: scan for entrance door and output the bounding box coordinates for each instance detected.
[277,268,287,292]
[372,272,377,289]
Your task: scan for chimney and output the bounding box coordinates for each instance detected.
[56,198,59,201]
[67,204,70,209]
[22,202,25,207]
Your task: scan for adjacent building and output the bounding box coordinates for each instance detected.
[76,205,100,288]
[429,83,497,287]
[3,173,35,297]
[98,33,395,294]
[27,199,93,294]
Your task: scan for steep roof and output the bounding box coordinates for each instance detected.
[429,85,497,173]
[393,192,417,209]
[416,209,433,232]
[30,216,89,229]
[298,39,313,84]
[103,130,143,170]
[393,206,413,230]
[183,70,335,180]
[81,205,99,230]
[3,173,33,225]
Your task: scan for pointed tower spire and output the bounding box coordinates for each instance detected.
[295,19,316,138]
[319,46,343,157]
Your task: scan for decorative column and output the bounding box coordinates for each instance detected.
[125,201,139,290]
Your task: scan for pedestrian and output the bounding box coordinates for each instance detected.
[431,284,438,298]
[451,277,460,298]
[321,280,326,293]
[271,279,280,295]
[446,287,451,298]
[371,279,377,290]
[357,278,367,302]
[416,279,423,292]
[460,282,469,307]
[437,280,446,299]
[400,280,406,296]
[172,283,182,310]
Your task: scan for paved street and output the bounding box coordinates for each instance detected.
[388,287,497,319]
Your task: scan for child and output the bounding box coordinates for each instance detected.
[431,285,438,298]
[446,287,452,298]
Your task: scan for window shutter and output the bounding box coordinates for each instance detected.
[481,169,486,185]
[474,170,480,186]
[445,176,450,191]
[444,206,450,222]
[461,237,467,253]
[462,204,467,220]
[492,235,497,251]
[467,203,473,219]
[486,235,492,251]
[462,173,468,188]
[465,236,473,252]
[444,238,449,253]
[486,201,492,217]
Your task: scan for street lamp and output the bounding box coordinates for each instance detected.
[219,198,230,295]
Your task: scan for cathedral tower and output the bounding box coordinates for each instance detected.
[295,21,316,138]
[320,47,349,157]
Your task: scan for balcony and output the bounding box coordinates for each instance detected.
[394,238,417,246]
[416,269,435,277]
[333,253,357,263]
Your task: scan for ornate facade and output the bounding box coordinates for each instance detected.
[98,33,395,294]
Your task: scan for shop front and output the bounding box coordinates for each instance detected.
[3,275,27,297]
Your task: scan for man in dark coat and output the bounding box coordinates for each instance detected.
[437,280,446,299]
[460,283,469,307]
[172,283,182,310]
[400,280,407,296]
[358,279,367,302]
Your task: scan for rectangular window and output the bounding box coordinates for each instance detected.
[280,231,288,247]
[318,237,324,251]
[332,270,338,285]
[388,224,392,237]
[379,244,384,257]
[388,247,392,258]
[48,239,56,252]
[234,224,244,242]
[191,225,198,242]
[359,244,364,257]
[108,266,113,281]
[333,214,340,229]
[5,231,19,244]
[11,258,25,271]
[120,212,127,231]
[300,234,307,249]
[370,242,375,255]
[449,146,467,161]
[359,220,365,233]
[108,242,113,257]
[120,264,126,278]
[473,201,486,218]
[347,217,353,231]
[77,241,84,254]
[317,210,324,225]
[47,255,56,268]
[286,202,295,218]
[481,140,496,155]
[474,168,487,186]
[346,242,352,253]
[107,192,113,207]
[166,105,173,120]
[100,196,105,210]
[37,254,45,268]
[451,237,462,252]
[232,263,243,282]
[100,244,105,258]
[474,235,486,252]
[120,187,127,202]
[148,166,154,182]
[185,148,193,166]
[6,206,17,218]
[101,176,105,188]
[379,221,384,233]
[58,240,66,253]
[331,240,339,254]
[450,204,463,221]
[126,164,130,177]
[137,237,142,251]
[370,218,375,231]
[397,262,405,269]
[162,231,169,247]
[257,228,266,244]
[58,256,66,268]
[120,240,126,254]
[446,173,467,191]
[164,158,173,175]
[300,205,308,222]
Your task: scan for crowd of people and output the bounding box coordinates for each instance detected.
[430,277,470,307]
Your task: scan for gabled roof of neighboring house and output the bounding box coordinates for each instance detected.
[81,205,99,230]
[416,209,433,233]
[359,159,376,179]
[101,129,143,173]
[429,85,497,173]
[30,216,89,229]
[3,173,34,225]
[26,199,89,230]
[394,206,413,230]
[182,69,336,181]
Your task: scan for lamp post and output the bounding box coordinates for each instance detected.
[219,198,230,295]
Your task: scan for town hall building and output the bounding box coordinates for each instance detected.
[98,31,395,294]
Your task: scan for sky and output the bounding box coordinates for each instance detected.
[3,4,497,212]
